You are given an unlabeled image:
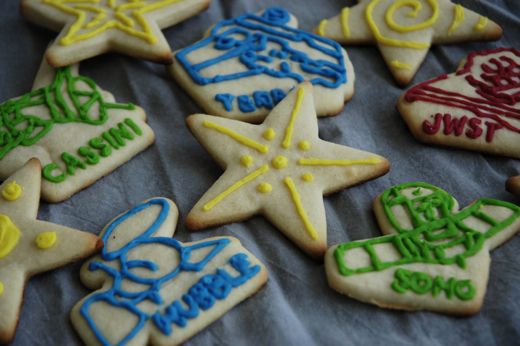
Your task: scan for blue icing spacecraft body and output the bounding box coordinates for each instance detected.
[79,198,261,346]
[175,7,348,113]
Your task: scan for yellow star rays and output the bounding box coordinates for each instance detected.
[186,83,389,257]
[0,159,101,344]
[43,0,183,45]
[315,0,502,85]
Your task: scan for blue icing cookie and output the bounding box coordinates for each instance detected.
[71,198,267,346]
[171,7,355,122]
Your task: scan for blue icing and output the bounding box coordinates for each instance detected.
[253,91,273,109]
[215,93,234,111]
[270,88,286,104]
[237,95,255,112]
[176,7,347,91]
[79,198,261,346]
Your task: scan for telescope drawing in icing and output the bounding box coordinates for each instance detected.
[71,198,268,346]
[171,7,355,122]
[326,182,520,314]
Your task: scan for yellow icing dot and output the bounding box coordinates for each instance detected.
[263,128,276,140]
[0,215,21,259]
[2,181,22,201]
[298,140,311,151]
[240,155,254,167]
[272,155,288,169]
[0,281,3,296]
[257,182,272,193]
[35,232,57,250]
[301,173,314,182]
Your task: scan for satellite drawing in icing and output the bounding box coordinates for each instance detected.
[171,7,355,122]
[325,182,520,315]
[71,197,268,346]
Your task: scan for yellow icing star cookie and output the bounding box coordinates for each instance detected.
[0,159,101,344]
[21,0,211,66]
[185,82,390,258]
[315,0,502,85]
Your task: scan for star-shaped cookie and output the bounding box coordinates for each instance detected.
[315,0,502,85]
[325,182,520,315]
[0,58,155,202]
[186,82,390,257]
[71,197,268,346]
[0,159,101,344]
[507,176,520,197]
[21,0,211,66]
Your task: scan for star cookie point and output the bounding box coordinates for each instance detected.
[22,0,212,66]
[315,0,502,85]
[186,82,389,257]
[0,159,101,343]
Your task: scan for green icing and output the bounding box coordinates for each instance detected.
[391,268,476,301]
[334,182,520,300]
[0,66,135,160]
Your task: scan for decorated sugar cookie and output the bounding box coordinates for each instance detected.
[170,7,355,123]
[71,197,268,346]
[507,176,520,196]
[315,0,502,85]
[21,0,211,66]
[0,59,155,202]
[397,48,520,158]
[0,159,101,343]
[185,82,389,257]
[325,182,520,315]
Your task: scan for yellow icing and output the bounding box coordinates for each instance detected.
[365,0,438,49]
[448,4,464,35]
[257,182,272,193]
[203,120,269,154]
[282,87,305,149]
[35,231,58,249]
[240,155,254,167]
[263,128,276,141]
[301,173,314,182]
[272,155,288,170]
[341,7,350,38]
[298,157,382,166]
[0,281,3,296]
[390,59,412,70]
[317,19,328,36]
[2,181,22,201]
[203,164,269,211]
[284,177,318,240]
[43,0,183,46]
[0,215,21,259]
[298,140,311,151]
[474,16,488,31]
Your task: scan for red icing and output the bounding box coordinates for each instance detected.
[405,48,520,142]
[421,113,500,142]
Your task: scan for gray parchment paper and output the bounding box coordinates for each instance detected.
[1,0,519,345]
